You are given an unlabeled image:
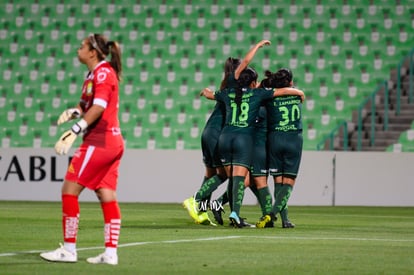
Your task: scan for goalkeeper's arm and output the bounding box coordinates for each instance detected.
[54,104,105,155]
[81,104,105,126]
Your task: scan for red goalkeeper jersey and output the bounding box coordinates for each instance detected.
[79,61,123,148]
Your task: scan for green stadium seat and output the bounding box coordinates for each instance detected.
[0,89,6,109]
[176,129,201,150]
[3,100,19,124]
[312,104,344,134]
[0,128,13,148]
[2,1,412,149]
[302,119,325,150]
[122,131,141,149]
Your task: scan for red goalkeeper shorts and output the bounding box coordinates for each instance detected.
[65,144,124,191]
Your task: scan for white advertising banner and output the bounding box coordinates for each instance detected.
[1,148,413,206]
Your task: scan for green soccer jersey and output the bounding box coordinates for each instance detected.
[204,72,238,130]
[266,95,303,132]
[204,101,225,130]
[254,106,268,140]
[250,106,268,177]
[214,87,274,134]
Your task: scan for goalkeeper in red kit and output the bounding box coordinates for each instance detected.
[40,34,124,265]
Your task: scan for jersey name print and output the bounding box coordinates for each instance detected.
[267,95,302,132]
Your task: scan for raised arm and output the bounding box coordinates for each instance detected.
[199,87,215,100]
[273,87,305,102]
[234,39,271,79]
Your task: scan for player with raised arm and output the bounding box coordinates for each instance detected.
[183,40,271,225]
[200,67,304,227]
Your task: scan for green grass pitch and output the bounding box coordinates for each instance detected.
[0,201,413,274]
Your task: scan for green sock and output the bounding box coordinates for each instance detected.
[272,184,292,215]
[195,175,223,201]
[226,180,233,211]
[274,182,283,198]
[195,176,208,197]
[273,182,283,213]
[280,205,289,222]
[257,186,272,216]
[231,176,245,215]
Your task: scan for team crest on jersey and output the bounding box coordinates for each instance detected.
[86,81,93,95]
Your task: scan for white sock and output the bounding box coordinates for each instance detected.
[105,247,117,257]
[64,242,76,254]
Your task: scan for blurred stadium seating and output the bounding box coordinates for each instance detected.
[0,0,413,150]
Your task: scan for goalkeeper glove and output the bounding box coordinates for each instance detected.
[57,108,81,125]
[54,119,88,155]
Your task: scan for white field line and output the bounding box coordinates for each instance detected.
[250,235,414,242]
[0,236,242,257]
[1,235,413,258]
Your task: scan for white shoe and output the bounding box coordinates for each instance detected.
[86,252,118,265]
[40,243,77,263]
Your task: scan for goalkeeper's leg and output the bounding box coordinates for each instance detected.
[87,188,121,265]
[40,181,84,263]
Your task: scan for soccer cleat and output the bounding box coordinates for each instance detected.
[229,211,243,228]
[40,243,77,263]
[255,214,272,229]
[264,220,275,228]
[183,197,200,223]
[282,220,295,228]
[86,252,118,265]
[199,211,217,226]
[265,214,276,228]
[239,217,255,228]
[211,204,225,225]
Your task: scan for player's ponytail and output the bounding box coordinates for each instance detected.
[220,57,241,90]
[106,41,122,81]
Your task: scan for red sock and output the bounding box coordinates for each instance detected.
[62,194,80,244]
[101,201,121,248]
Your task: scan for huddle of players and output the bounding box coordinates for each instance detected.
[183,40,304,229]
